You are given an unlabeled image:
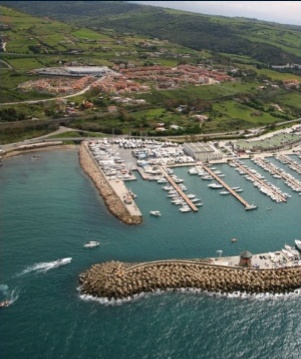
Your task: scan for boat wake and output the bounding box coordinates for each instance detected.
[0,284,20,307]
[78,286,301,306]
[17,257,72,276]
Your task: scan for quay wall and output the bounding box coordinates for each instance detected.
[79,142,142,225]
[79,260,301,299]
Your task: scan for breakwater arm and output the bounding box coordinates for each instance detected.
[79,260,301,299]
[79,142,142,225]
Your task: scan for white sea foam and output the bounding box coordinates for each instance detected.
[0,285,20,306]
[0,284,9,294]
[78,286,301,306]
[17,258,72,276]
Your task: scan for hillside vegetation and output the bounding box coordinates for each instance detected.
[0,3,300,143]
[2,1,301,65]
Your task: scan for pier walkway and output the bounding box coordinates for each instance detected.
[201,164,256,210]
[160,166,198,212]
[255,158,301,192]
[276,154,301,175]
[234,161,287,202]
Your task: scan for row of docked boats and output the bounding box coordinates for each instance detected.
[252,157,301,193]
[276,154,301,175]
[232,159,289,203]
[188,166,225,179]
[160,171,203,212]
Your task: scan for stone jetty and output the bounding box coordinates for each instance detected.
[79,260,301,299]
[79,143,142,225]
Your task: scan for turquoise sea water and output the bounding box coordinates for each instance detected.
[1,150,301,359]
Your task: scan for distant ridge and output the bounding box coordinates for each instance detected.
[2,1,301,65]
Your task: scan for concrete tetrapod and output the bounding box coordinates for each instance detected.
[79,260,301,299]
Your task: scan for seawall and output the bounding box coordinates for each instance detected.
[79,260,301,299]
[78,142,142,225]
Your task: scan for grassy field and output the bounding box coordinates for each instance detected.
[240,65,301,81]
[212,100,280,124]
[276,92,301,109]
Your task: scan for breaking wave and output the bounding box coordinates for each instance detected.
[78,286,301,306]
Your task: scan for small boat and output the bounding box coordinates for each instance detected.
[84,241,100,248]
[295,239,301,251]
[234,188,244,193]
[54,257,72,265]
[150,210,161,217]
[245,204,258,211]
[220,190,230,195]
[191,198,201,203]
[0,300,10,308]
[231,238,238,243]
[208,183,223,189]
[179,205,191,213]
[195,202,203,207]
[187,194,196,199]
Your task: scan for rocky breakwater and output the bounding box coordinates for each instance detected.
[79,143,142,225]
[79,260,301,299]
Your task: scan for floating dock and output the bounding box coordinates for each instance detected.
[256,158,301,192]
[160,166,198,212]
[233,161,287,202]
[201,164,257,210]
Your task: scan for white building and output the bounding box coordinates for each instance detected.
[183,142,223,162]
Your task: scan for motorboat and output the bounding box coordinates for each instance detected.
[284,244,300,258]
[231,238,238,243]
[84,241,100,248]
[150,210,161,217]
[245,204,258,211]
[201,175,213,180]
[188,167,198,175]
[179,205,191,213]
[208,183,223,189]
[0,300,10,308]
[54,257,72,265]
[157,178,167,184]
[295,239,301,251]
[187,194,196,199]
[191,198,201,203]
[234,188,244,193]
[220,190,230,195]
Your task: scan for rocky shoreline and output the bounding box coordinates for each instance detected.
[79,143,142,225]
[79,260,301,299]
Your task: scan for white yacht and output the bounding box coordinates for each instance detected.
[84,241,100,248]
[208,183,223,189]
[295,239,301,251]
[150,210,161,217]
[179,206,191,213]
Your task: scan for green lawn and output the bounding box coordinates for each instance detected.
[276,92,301,109]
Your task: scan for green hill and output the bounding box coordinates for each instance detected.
[2,1,301,65]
